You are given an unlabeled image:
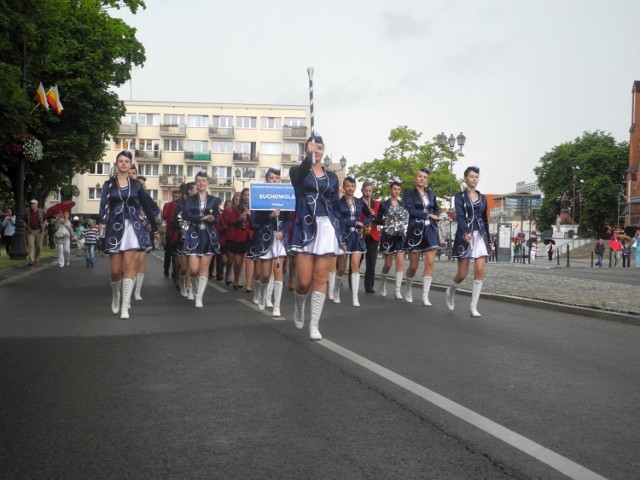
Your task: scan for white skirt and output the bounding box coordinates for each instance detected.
[259,237,288,259]
[119,220,141,251]
[291,216,344,256]
[460,230,488,259]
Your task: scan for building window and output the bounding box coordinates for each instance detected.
[186,165,209,178]
[88,187,102,200]
[214,191,233,203]
[147,189,158,202]
[213,115,233,128]
[187,140,208,153]
[236,166,256,179]
[236,116,256,129]
[162,165,184,176]
[121,113,136,125]
[188,115,209,127]
[284,117,305,127]
[138,139,160,151]
[164,139,184,152]
[138,164,158,176]
[283,142,304,155]
[90,162,110,175]
[138,113,160,126]
[260,142,281,155]
[164,114,184,126]
[212,166,232,179]
[212,141,232,153]
[235,142,252,154]
[261,117,281,129]
[114,138,135,151]
[281,167,290,180]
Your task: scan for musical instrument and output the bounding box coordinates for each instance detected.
[383,205,409,236]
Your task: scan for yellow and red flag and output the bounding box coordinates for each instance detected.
[46,85,63,115]
[35,82,48,110]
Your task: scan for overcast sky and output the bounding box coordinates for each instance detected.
[113,0,640,193]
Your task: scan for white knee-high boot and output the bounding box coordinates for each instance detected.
[265,275,274,308]
[309,291,325,341]
[405,276,414,303]
[328,271,336,300]
[333,276,343,304]
[446,281,458,311]
[422,276,432,306]
[272,281,283,317]
[195,275,208,308]
[252,278,260,304]
[351,273,360,307]
[470,280,483,317]
[379,272,388,296]
[134,273,144,300]
[179,273,188,297]
[257,280,266,310]
[188,276,196,300]
[110,280,122,314]
[293,292,308,329]
[395,271,403,299]
[120,278,134,319]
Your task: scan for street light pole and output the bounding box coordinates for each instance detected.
[437,131,466,244]
[234,168,246,191]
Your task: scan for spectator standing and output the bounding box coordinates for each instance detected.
[1,208,16,255]
[594,238,605,268]
[162,189,181,278]
[546,241,555,261]
[53,211,74,268]
[609,233,622,267]
[24,199,45,266]
[621,238,631,268]
[83,219,100,267]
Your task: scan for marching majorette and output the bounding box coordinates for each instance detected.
[180,169,221,308]
[403,167,441,307]
[334,175,373,307]
[375,178,408,299]
[248,166,292,317]
[446,165,490,317]
[99,150,161,319]
[289,134,345,340]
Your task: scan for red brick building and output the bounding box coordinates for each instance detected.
[627,81,640,225]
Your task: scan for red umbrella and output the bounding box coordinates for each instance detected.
[45,201,75,218]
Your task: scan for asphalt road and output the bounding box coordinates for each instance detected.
[1,251,639,479]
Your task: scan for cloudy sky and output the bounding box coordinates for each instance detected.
[113,0,640,193]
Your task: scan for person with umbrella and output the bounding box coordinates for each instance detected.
[544,238,556,261]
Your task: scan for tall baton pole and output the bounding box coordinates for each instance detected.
[307,67,315,142]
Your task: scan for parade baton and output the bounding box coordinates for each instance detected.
[307,66,315,144]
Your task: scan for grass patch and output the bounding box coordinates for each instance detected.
[0,247,56,270]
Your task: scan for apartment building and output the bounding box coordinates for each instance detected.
[73,100,312,216]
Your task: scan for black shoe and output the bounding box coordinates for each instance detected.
[365,289,375,293]
[216,276,223,281]
[163,271,169,277]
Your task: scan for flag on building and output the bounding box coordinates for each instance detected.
[35,82,48,110]
[46,85,64,115]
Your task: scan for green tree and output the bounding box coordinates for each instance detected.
[0,0,146,206]
[534,131,628,233]
[348,126,462,205]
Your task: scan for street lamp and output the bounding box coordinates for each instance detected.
[323,155,331,167]
[571,165,580,223]
[234,168,246,190]
[437,131,466,242]
[339,156,347,170]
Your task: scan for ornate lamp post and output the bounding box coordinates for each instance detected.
[437,131,466,242]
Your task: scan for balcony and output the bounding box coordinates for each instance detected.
[281,153,303,165]
[209,126,235,138]
[233,152,259,164]
[184,151,212,162]
[118,124,137,136]
[282,126,307,139]
[208,177,233,188]
[159,124,186,137]
[159,174,184,187]
[135,149,161,161]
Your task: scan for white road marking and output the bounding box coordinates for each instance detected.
[237,298,287,321]
[319,339,608,480]
[233,297,606,479]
